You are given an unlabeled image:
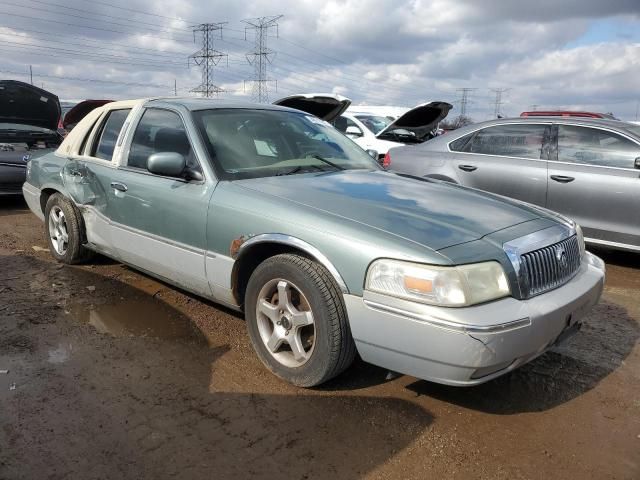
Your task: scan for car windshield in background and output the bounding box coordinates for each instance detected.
[354,115,392,134]
[193,109,379,180]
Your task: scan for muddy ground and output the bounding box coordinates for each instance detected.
[0,196,638,480]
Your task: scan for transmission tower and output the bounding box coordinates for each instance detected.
[490,88,510,118]
[456,88,476,117]
[189,22,228,98]
[243,15,283,103]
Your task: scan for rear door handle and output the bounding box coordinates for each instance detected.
[110,182,128,192]
[458,164,477,172]
[550,175,575,183]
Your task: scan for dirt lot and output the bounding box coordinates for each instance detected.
[1,196,638,480]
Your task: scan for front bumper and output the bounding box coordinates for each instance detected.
[345,252,605,386]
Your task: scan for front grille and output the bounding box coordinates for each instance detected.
[520,235,581,298]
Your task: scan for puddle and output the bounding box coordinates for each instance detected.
[68,297,205,342]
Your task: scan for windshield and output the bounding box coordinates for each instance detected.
[354,115,392,135]
[193,109,379,180]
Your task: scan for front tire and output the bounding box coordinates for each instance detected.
[245,254,356,387]
[44,193,94,264]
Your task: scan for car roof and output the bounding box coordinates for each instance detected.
[450,116,640,138]
[144,97,295,113]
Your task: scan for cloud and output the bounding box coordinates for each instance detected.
[0,0,638,119]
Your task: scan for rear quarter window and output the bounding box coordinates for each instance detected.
[90,109,131,161]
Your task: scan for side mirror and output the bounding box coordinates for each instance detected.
[345,126,363,137]
[635,157,640,170]
[147,152,186,177]
[366,149,378,159]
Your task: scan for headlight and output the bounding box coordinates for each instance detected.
[366,259,510,307]
[575,224,586,257]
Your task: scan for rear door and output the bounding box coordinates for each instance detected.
[106,106,216,296]
[448,123,550,206]
[546,123,640,249]
[61,107,132,255]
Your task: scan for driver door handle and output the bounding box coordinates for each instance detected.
[458,164,477,172]
[550,175,575,183]
[110,182,128,192]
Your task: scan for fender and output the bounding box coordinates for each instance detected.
[233,233,349,294]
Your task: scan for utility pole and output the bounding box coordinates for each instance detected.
[243,15,283,103]
[636,100,639,121]
[490,88,510,118]
[174,79,177,96]
[29,65,33,85]
[456,88,476,117]
[189,22,228,98]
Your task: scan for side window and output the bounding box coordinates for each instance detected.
[456,124,546,160]
[557,125,640,169]
[332,116,363,136]
[90,109,131,160]
[449,133,474,152]
[127,108,199,173]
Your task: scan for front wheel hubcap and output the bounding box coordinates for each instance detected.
[48,206,69,255]
[256,279,315,368]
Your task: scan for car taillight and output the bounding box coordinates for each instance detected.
[382,152,391,169]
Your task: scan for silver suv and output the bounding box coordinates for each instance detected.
[388,117,640,252]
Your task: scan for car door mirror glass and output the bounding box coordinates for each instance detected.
[345,125,363,137]
[147,152,186,177]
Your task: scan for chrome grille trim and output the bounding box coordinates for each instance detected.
[503,224,580,299]
[519,235,581,297]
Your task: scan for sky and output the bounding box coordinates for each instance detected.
[0,0,639,121]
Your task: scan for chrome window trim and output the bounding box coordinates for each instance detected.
[503,224,576,298]
[234,233,349,294]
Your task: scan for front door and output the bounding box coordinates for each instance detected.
[449,123,550,206]
[546,124,640,250]
[107,107,216,295]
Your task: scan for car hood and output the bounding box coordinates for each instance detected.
[63,99,113,129]
[273,93,351,122]
[376,101,452,142]
[236,170,544,251]
[0,80,61,131]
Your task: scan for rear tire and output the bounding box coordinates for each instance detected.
[245,254,356,387]
[44,193,94,264]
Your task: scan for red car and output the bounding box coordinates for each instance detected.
[520,110,618,120]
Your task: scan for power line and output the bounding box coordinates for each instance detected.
[189,23,228,98]
[243,15,282,103]
[0,68,172,89]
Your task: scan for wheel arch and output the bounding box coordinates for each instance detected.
[231,234,349,307]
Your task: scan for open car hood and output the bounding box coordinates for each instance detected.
[273,93,351,122]
[0,80,61,131]
[376,101,452,142]
[63,99,113,129]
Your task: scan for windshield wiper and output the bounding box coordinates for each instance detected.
[310,154,345,170]
[276,164,323,176]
